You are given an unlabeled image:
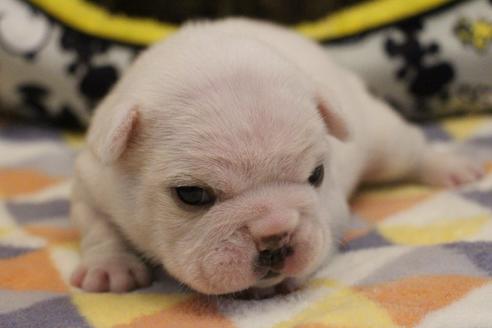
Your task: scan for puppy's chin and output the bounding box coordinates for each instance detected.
[166,218,331,295]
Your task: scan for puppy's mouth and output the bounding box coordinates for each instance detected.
[262,270,281,280]
[253,269,285,289]
[253,245,295,287]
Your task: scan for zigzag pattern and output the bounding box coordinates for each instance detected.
[1,115,491,328]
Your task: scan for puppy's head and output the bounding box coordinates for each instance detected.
[87,60,350,295]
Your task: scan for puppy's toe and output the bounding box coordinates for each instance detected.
[418,151,485,188]
[70,265,88,288]
[81,268,110,292]
[108,268,137,292]
[72,257,151,293]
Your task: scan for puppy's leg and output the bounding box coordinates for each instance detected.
[362,99,484,187]
[70,200,151,292]
[413,145,485,187]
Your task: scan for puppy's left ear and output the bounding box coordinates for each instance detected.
[316,95,350,141]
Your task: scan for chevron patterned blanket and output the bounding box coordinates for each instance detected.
[1,115,492,328]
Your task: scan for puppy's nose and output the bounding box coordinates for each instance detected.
[247,210,299,243]
[258,232,289,251]
[257,245,294,270]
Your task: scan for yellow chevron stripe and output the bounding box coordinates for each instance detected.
[30,0,454,45]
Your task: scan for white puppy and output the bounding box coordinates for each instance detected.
[70,18,483,296]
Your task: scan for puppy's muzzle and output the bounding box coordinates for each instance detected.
[247,209,300,279]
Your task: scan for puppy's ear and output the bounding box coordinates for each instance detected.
[316,95,350,141]
[87,104,139,164]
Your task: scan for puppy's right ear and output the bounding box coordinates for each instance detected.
[316,95,350,142]
[87,104,139,165]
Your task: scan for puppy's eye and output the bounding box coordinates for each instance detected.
[308,165,324,187]
[175,186,215,206]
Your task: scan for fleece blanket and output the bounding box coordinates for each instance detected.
[1,115,492,328]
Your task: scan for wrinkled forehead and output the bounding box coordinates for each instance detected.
[150,79,328,193]
[166,126,326,196]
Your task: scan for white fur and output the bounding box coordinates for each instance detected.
[70,18,484,296]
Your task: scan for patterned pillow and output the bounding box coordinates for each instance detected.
[0,0,490,127]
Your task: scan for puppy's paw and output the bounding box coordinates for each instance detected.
[70,254,151,293]
[418,150,485,188]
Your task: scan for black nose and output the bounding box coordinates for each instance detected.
[257,245,294,270]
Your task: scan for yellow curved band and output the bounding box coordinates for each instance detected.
[29,0,454,45]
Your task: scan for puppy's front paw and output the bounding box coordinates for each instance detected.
[418,151,484,188]
[70,255,151,293]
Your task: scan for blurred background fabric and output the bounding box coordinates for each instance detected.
[0,0,491,127]
[1,111,492,328]
[85,0,363,25]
